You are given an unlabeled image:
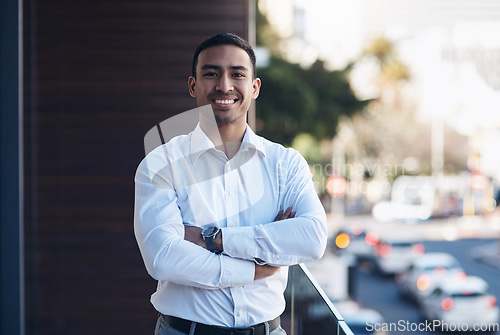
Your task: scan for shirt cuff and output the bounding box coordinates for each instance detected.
[221,226,256,260]
[220,255,255,287]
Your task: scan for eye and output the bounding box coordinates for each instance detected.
[203,72,218,77]
[233,72,245,78]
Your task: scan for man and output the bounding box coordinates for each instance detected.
[134,33,327,335]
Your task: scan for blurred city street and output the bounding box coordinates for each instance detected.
[327,213,500,242]
[309,213,500,334]
[353,237,500,335]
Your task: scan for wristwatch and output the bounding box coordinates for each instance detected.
[201,226,220,254]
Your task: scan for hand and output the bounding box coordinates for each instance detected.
[274,206,296,221]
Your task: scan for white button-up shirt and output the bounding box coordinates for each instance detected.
[134,124,327,327]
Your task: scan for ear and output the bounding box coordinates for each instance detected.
[252,78,261,99]
[188,76,196,98]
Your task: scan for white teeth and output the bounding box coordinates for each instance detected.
[215,99,234,104]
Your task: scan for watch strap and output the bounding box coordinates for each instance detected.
[202,226,220,254]
[205,235,217,253]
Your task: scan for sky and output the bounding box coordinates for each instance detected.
[294,1,500,124]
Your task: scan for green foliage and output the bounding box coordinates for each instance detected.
[256,57,368,146]
[291,133,323,164]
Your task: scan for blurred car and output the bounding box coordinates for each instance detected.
[419,276,499,330]
[332,225,374,261]
[335,299,387,335]
[397,252,465,304]
[372,176,435,222]
[371,237,425,275]
[372,201,433,222]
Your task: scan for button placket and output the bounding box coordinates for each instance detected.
[224,161,240,227]
[231,286,248,327]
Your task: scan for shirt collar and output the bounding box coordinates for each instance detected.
[190,123,215,164]
[190,124,266,164]
[240,125,266,156]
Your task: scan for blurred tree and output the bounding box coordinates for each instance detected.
[366,36,392,64]
[291,133,323,164]
[365,35,410,82]
[339,36,467,179]
[339,36,424,179]
[256,57,367,147]
[254,0,368,147]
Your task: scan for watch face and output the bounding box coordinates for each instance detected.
[202,226,219,238]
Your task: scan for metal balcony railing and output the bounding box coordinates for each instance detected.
[282,264,354,335]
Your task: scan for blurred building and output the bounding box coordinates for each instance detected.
[1,1,255,334]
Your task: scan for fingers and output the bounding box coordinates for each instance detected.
[274,207,296,221]
[283,207,296,219]
[274,210,284,221]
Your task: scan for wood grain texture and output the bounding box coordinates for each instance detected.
[23,1,250,333]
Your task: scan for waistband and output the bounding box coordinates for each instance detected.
[161,314,281,335]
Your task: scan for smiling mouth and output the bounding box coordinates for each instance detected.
[213,99,237,105]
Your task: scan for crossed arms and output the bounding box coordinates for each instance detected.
[134,146,327,290]
[184,207,296,280]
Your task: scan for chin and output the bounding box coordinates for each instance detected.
[214,117,235,125]
[214,111,246,126]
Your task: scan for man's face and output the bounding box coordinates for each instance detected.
[188,45,261,126]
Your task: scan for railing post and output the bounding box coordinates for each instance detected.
[284,265,354,335]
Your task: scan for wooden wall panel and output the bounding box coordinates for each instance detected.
[24,1,250,334]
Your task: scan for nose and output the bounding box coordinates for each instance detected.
[216,74,233,93]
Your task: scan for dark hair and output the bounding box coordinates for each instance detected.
[192,33,257,78]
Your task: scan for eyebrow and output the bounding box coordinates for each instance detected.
[200,64,250,72]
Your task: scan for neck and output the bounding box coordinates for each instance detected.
[200,118,246,160]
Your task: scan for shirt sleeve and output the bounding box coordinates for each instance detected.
[134,152,255,289]
[221,149,328,266]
